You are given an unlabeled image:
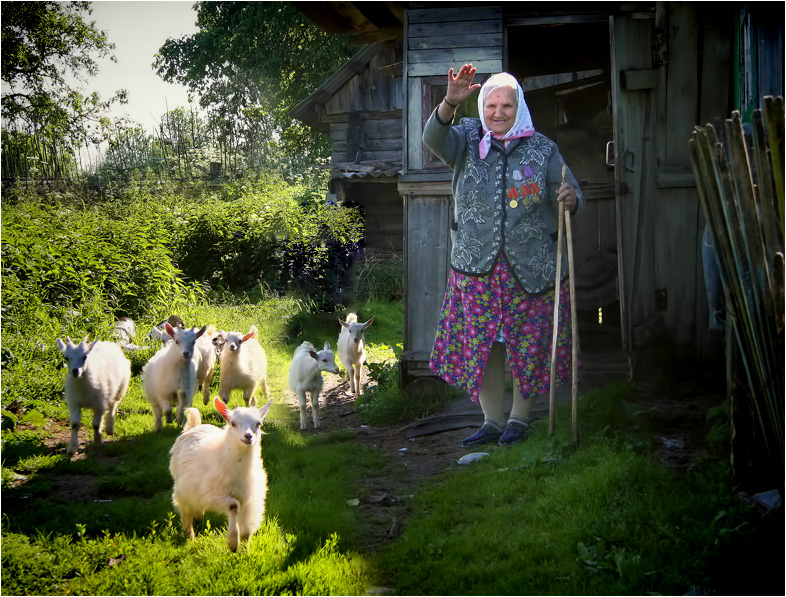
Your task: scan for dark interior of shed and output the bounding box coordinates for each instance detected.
[508,20,623,363]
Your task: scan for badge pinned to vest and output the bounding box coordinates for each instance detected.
[507,165,542,209]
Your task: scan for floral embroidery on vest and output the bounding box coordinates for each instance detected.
[520,136,553,167]
[453,230,484,269]
[511,212,548,244]
[528,245,558,284]
[464,124,489,184]
[457,189,492,225]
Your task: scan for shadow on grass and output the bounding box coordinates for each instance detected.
[2,426,181,539]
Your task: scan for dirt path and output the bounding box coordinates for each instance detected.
[278,371,473,551]
[278,366,725,552]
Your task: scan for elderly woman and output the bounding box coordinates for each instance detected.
[424,64,585,447]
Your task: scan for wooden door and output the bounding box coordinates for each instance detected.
[609,13,658,354]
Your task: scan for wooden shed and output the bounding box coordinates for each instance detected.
[294,2,784,384]
[292,38,405,254]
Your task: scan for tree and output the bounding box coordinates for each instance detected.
[154,1,351,162]
[1,1,126,165]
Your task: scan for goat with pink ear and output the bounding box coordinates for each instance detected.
[218,325,269,407]
[169,396,274,552]
[56,336,131,455]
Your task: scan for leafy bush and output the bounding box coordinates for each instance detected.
[1,197,196,323]
[166,176,364,308]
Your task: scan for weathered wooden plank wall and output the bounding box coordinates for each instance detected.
[400,5,504,369]
[325,41,403,116]
[401,187,453,362]
[405,5,503,172]
[320,41,404,167]
[656,2,701,347]
[330,118,403,163]
[611,14,659,350]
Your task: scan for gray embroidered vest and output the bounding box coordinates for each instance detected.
[446,117,575,294]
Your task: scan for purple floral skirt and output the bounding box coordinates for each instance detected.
[428,255,576,401]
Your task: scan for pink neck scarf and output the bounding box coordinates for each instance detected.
[478,72,535,159]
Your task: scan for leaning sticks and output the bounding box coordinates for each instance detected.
[549,165,579,445]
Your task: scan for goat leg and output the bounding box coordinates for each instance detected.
[225,498,241,552]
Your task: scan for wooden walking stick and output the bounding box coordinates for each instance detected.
[564,171,580,447]
[549,165,580,445]
[548,170,566,436]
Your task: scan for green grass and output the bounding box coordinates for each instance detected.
[379,384,752,596]
[1,294,406,595]
[0,181,763,595]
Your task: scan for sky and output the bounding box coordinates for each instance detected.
[82,1,201,131]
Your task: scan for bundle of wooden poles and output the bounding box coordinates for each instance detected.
[688,96,784,475]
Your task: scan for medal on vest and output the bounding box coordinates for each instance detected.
[509,199,518,208]
[507,186,519,208]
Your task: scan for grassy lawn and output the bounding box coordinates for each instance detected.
[0,183,776,594]
[2,295,774,595]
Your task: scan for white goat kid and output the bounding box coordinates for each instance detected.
[338,313,373,395]
[194,325,218,406]
[169,396,274,552]
[142,323,206,431]
[288,341,339,430]
[56,337,131,455]
[218,325,269,407]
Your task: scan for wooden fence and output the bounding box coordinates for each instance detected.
[689,96,784,486]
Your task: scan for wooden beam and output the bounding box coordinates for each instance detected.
[347,26,403,45]
[331,1,378,33]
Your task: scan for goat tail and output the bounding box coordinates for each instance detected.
[346,313,358,323]
[206,324,217,337]
[248,325,259,338]
[182,407,202,432]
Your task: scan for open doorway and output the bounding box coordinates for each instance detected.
[507,20,623,364]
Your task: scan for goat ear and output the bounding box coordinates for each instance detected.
[214,397,232,421]
[323,341,331,351]
[363,318,374,329]
[86,338,99,353]
[66,336,74,347]
[339,319,348,329]
[56,338,66,352]
[166,323,175,338]
[309,350,319,360]
[259,398,273,420]
[242,332,254,343]
[196,325,207,338]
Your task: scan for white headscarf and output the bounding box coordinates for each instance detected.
[477,72,535,159]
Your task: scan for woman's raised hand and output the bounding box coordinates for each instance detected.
[446,64,481,105]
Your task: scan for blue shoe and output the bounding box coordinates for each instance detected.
[499,420,532,446]
[461,423,502,447]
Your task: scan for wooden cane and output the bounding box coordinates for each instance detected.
[548,170,566,436]
[565,187,579,447]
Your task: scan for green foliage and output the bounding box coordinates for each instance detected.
[166,176,364,305]
[2,201,194,320]
[348,251,404,303]
[155,1,351,162]
[1,1,126,176]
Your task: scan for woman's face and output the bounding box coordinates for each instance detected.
[483,86,517,135]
